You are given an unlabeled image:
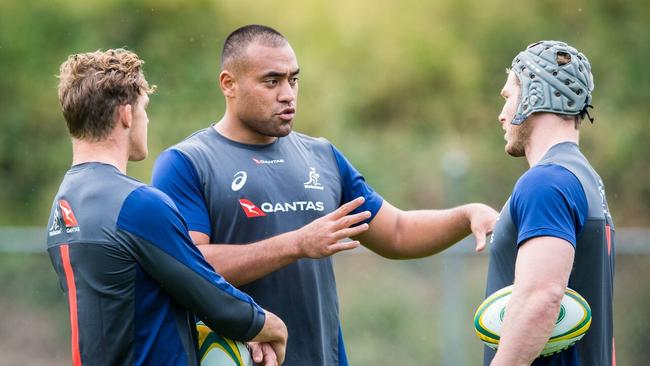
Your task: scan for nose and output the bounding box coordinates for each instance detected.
[498,107,507,125]
[278,80,295,104]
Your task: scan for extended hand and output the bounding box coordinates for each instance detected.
[294,197,371,258]
[466,203,499,252]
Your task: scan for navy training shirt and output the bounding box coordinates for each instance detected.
[46,162,266,366]
[486,142,616,365]
[152,127,383,366]
[510,163,588,247]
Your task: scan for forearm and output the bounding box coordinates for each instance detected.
[391,205,474,257]
[361,202,478,259]
[191,197,370,286]
[492,237,574,365]
[491,285,565,365]
[197,232,302,287]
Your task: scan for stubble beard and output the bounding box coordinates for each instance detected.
[242,116,293,138]
[506,121,532,157]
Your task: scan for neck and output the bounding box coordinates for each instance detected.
[524,114,579,167]
[214,111,277,145]
[72,137,128,174]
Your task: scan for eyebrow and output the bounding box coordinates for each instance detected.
[261,68,300,78]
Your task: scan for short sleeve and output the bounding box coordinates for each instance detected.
[510,164,588,247]
[152,149,212,236]
[330,145,384,224]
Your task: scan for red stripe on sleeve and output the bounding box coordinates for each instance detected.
[612,337,617,366]
[60,244,83,366]
[605,224,612,256]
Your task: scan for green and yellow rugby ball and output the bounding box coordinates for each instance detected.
[474,285,592,357]
[197,321,254,366]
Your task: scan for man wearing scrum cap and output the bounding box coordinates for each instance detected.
[485,41,615,365]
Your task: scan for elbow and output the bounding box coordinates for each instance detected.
[380,210,410,259]
[377,250,409,260]
[518,282,566,315]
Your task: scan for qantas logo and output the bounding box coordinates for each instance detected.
[238,198,325,218]
[239,199,267,218]
[252,158,285,165]
[49,199,80,236]
[59,200,79,227]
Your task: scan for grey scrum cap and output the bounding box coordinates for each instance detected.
[510,40,594,125]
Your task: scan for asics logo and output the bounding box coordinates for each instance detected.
[231,171,247,191]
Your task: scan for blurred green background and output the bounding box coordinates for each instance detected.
[1,0,648,364]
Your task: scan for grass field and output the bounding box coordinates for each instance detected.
[1,251,648,365]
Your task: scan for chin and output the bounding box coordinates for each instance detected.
[272,122,293,137]
[505,144,525,157]
[129,149,148,162]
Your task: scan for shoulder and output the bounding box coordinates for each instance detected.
[289,131,333,151]
[171,127,215,157]
[119,186,179,223]
[511,163,587,219]
[515,164,582,195]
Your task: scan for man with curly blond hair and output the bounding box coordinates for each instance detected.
[47,49,287,366]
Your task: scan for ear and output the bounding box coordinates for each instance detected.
[117,104,133,129]
[220,70,236,98]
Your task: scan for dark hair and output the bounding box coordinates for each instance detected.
[57,49,155,140]
[221,24,287,69]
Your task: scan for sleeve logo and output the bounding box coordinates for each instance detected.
[49,199,80,236]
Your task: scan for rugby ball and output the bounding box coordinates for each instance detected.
[197,321,254,366]
[474,285,591,356]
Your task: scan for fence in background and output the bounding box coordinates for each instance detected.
[1,227,648,365]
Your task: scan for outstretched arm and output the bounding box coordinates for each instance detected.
[191,197,371,287]
[491,237,574,365]
[357,200,498,259]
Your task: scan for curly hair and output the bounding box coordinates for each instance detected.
[57,49,155,140]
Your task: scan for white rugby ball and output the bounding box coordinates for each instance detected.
[197,321,254,366]
[474,285,591,357]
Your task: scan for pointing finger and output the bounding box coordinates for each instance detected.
[474,231,487,252]
[328,240,361,255]
[330,197,365,219]
[335,223,370,240]
[336,210,371,230]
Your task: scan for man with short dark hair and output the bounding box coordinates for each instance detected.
[47,48,287,366]
[485,40,615,365]
[153,25,498,366]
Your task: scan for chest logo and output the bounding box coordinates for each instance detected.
[231,171,247,191]
[304,167,324,190]
[238,199,267,218]
[252,158,285,165]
